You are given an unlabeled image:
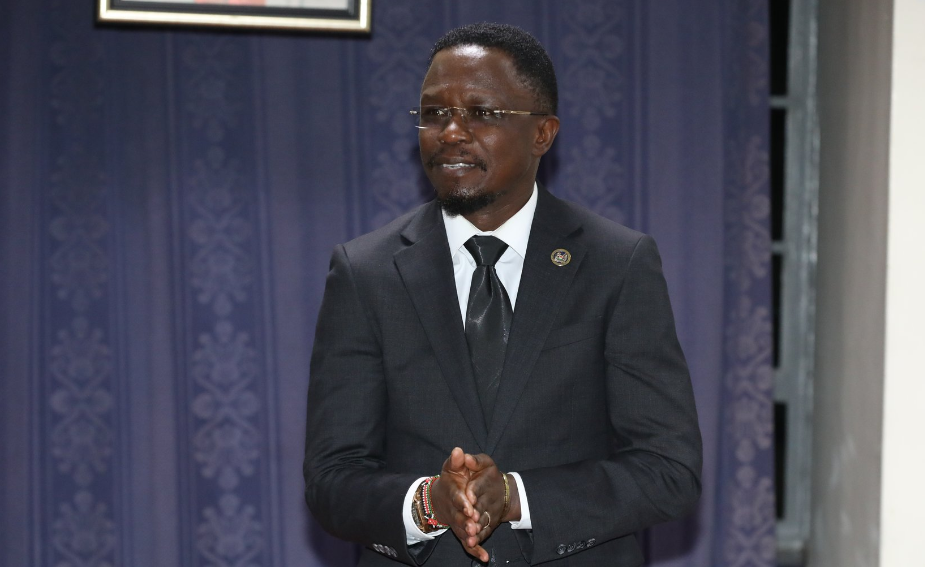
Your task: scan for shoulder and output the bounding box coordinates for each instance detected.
[327,200,450,283]
[539,188,651,258]
[337,201,434,263]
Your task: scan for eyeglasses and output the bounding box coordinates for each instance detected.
[410,105,550,130]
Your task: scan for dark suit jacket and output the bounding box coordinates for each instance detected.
[304,187,702,566]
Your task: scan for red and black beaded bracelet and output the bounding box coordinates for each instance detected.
[421,475,448,529]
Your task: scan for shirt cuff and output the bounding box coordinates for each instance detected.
[507,472,532,530]
[403,477,448,545]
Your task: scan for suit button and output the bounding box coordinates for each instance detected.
[567,543,576,552]
[577,540,586,550]
[587,538,596,547]
[556,544,566,555]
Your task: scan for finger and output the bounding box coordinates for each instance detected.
[453,490,479,521]
[453,521,489,562]
[458,529,484,557]
[464,541,489,563]
[455,498,477,525]
[446,447,468,475]
[465,480,481,504]
[466,523,493,550]
[464,452,495,473]
[450,523,470,541]
[464,473,491,506]
[466,469,498,502]
[452,490,475,517]
[467,535,487,550]
[454,512,484,538]
[464,509,491,537]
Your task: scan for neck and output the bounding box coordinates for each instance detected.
[463,182,535,232]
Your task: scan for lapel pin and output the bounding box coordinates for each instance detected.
[550,248,571,267]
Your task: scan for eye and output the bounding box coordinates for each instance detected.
[469,106,500,120]
[420,106,448,118]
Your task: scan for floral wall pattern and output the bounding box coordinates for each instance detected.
[174,35,277,567]
[718,1,776,564]
[0,1,771,566]
[555,0,636,227]
[42,0,120,565]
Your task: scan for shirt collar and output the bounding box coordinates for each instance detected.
[442,182,538,260]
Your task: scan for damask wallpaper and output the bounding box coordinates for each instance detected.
[0,1,772,566]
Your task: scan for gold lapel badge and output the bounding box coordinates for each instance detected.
[550,248,571,267]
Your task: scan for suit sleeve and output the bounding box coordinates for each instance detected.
[303,244,436,566]
[516,235,703,564]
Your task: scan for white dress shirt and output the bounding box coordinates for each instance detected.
[403,184,538,544]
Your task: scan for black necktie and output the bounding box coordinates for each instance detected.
[464,236,513,424]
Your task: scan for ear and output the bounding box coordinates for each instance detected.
[532,115,560,157]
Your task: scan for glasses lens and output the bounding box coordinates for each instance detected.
[411,106,445,129]
[409,106,504,129]
[467,107,502,123]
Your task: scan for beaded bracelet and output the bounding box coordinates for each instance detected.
[421,475,448,529]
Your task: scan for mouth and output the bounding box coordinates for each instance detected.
[426,153,487,172]
[440,163,477,171]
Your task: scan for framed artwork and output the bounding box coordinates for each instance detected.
[97,0,371,33]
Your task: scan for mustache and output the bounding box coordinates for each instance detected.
[425,150,488,171]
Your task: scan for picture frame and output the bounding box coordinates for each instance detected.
[97,0,371,34]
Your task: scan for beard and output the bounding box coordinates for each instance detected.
[436,185,501,216]
[425,150,495,216]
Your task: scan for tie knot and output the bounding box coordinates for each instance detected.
[465,235,509,267]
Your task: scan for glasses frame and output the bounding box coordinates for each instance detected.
[409,106,550,130]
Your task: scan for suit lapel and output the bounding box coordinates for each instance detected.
[394,202,489,450]
[486,189,585,453]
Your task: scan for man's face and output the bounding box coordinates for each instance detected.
[418,45,555,219]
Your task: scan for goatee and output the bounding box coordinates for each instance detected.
[437,189,499,217]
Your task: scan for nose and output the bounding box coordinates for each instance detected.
[436,109,473,144]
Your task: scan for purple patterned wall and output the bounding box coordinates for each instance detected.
[0,1,772,566]
[718,1,776,562]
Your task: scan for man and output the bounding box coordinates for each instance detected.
[304,22,702,567]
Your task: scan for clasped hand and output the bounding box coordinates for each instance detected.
[429,447,519,563]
